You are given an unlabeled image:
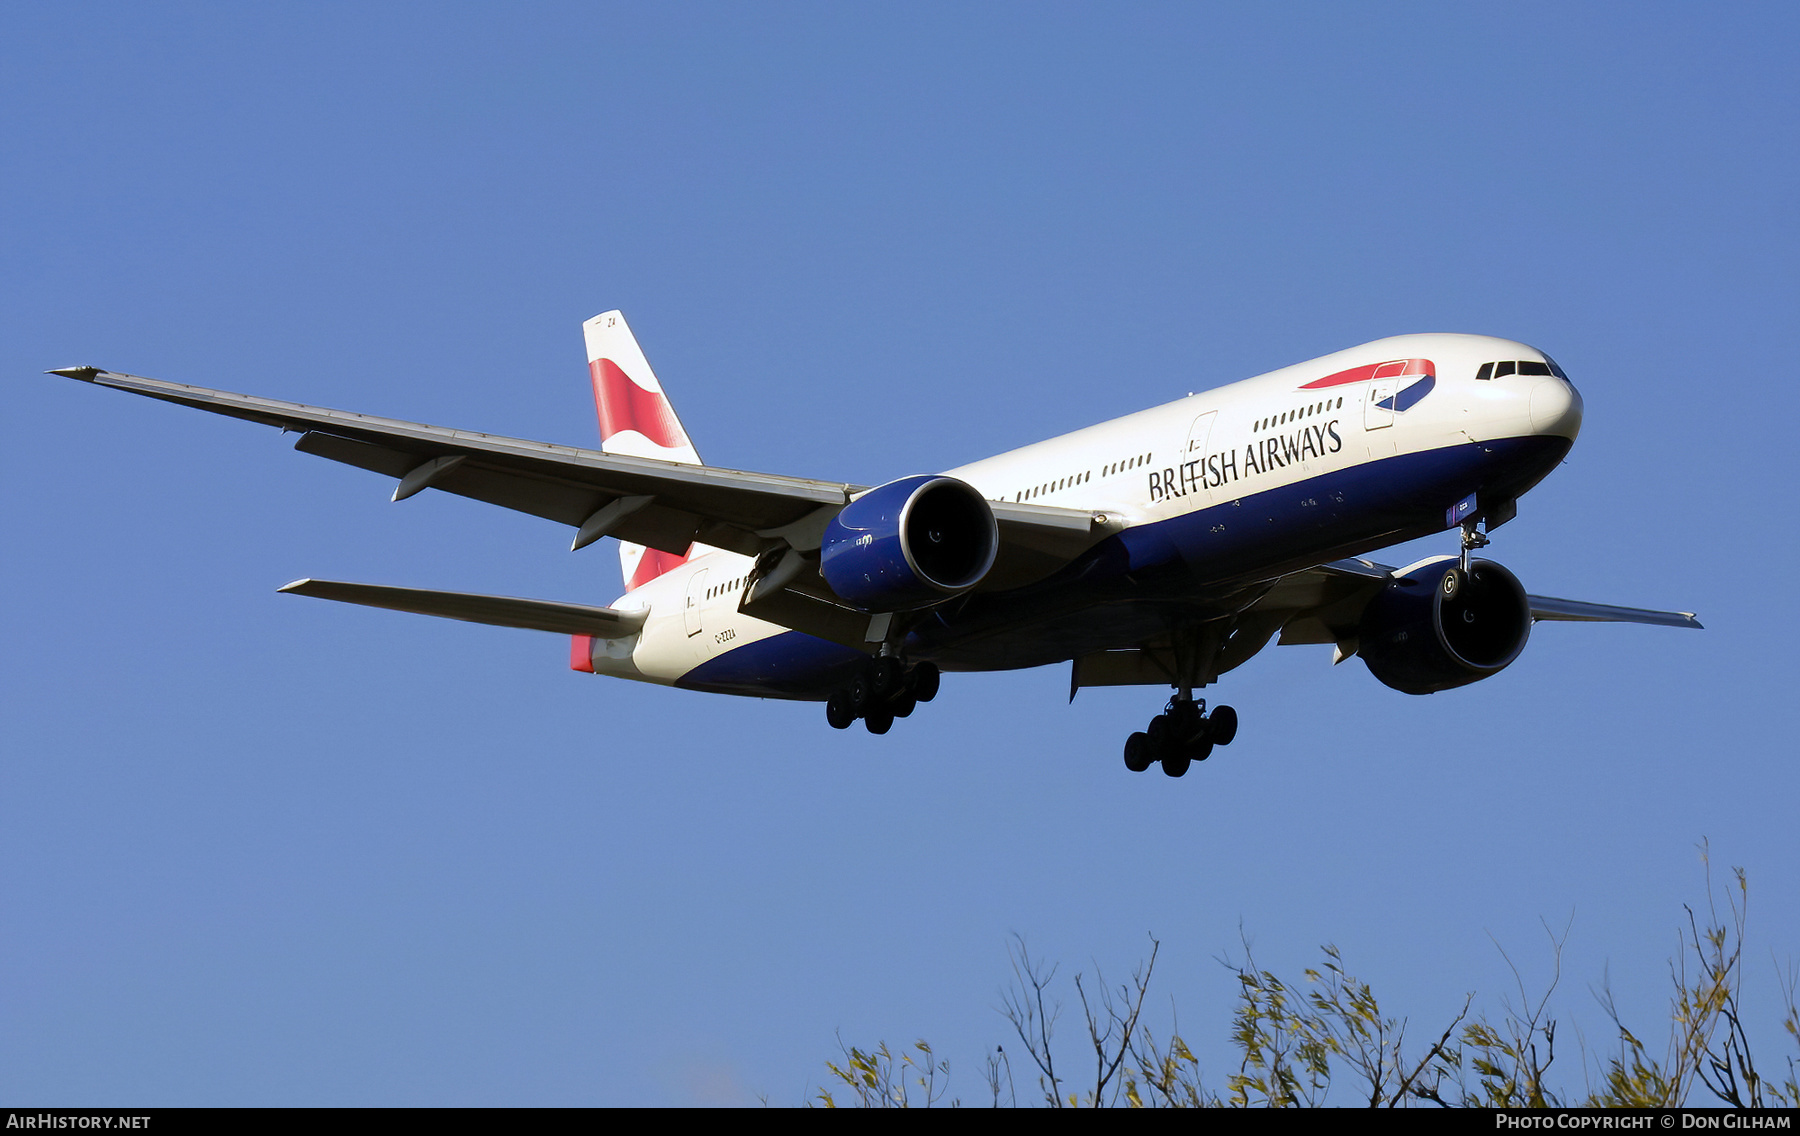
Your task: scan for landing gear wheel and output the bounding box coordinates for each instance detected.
[1441,567,1466,602]
[870,656,905,699]
[1162,751,1191,778]
[826,692,856,730]
[1188,738,1214,763]
[909,662,940,703]
[890,692,917,719]
[864,710,893,735]
[848,671,875,715]
[1146,714,1171,751]
[1123,732,1152,773]
[1207,705,1238,746]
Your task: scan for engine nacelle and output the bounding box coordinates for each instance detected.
[819,475,999,612]
[1358,557,1532,694]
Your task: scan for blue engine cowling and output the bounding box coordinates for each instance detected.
[819,475,999,612]
[1358,557,1532,694]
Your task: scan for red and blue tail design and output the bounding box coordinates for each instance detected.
[582,310,705,591]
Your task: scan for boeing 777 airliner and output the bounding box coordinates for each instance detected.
[46,312,1699,777]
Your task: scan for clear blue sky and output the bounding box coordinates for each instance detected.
[3,2,1794,1106]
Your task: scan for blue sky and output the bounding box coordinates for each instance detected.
[3,3,1795,1106]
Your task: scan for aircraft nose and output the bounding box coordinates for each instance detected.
[1529,376,1583,439]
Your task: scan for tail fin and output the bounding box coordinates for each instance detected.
[582,311,703,591]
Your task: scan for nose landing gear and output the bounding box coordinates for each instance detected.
[825,659,940,735]
[1123,697,1237,777]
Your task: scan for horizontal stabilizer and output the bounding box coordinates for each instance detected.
[1527,595,1702,629]
[278,579,647,638]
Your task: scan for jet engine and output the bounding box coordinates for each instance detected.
[1358,557,1532,694]
[819,475,999,612]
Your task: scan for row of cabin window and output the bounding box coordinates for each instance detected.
[1016,452,1151,502]
[1255,396,1344,433]
[1020,470,1090,500]
[1102,453,1152,478]
[1476,359,1567,381]
[707,574,749,600]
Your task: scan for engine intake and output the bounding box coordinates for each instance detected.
[1358,557,1531,694]
[820,475,999,612]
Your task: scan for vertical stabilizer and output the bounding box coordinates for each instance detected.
[582,311,705,591]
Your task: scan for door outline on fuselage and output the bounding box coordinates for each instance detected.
[1364,360,1405,431]
[684,568,709,638]
[1183,410,1218,506]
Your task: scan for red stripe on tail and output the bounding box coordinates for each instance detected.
[628,546,692,591]
[590,359,689,450]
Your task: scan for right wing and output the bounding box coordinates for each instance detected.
[45,367,1109,576]
[49,366,852,559]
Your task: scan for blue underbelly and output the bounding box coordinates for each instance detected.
[676,435,1568,698]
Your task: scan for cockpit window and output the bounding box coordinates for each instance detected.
[1476,357,1570,381]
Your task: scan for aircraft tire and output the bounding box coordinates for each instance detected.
[826,692,857,730]
[870,656,905,699]
[890,692,917,718]
[1146,714,1171,753]
[1162,751,1191,778]
[1123,732,1152,773]
[910,662,940,703]
[848,672,875,714]
[864,710,894,735]
[1189,738,1214,763]
[1441,567,1466,602]
[1208,705,1238,746]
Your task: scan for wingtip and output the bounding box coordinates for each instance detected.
[277,578,314,594]
[46,366,104,381]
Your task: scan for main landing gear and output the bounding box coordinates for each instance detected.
[825,658,940,735]
[1123,697,1238,778]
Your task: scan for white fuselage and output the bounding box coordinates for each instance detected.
[588,333,1581,691]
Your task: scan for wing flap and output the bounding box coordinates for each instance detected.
[278,578,648,638]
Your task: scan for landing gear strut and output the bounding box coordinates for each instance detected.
[1458,517,1490,574]
[1123,696,1237,777]
[1120,621,1240,777]
[826,659,939,734]
[1440,517,1495,602]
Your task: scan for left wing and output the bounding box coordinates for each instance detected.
[45,366,1107,581]
[1071,557,1702,693]
[1522,594,1703,628]
[1264,558,1702,648]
